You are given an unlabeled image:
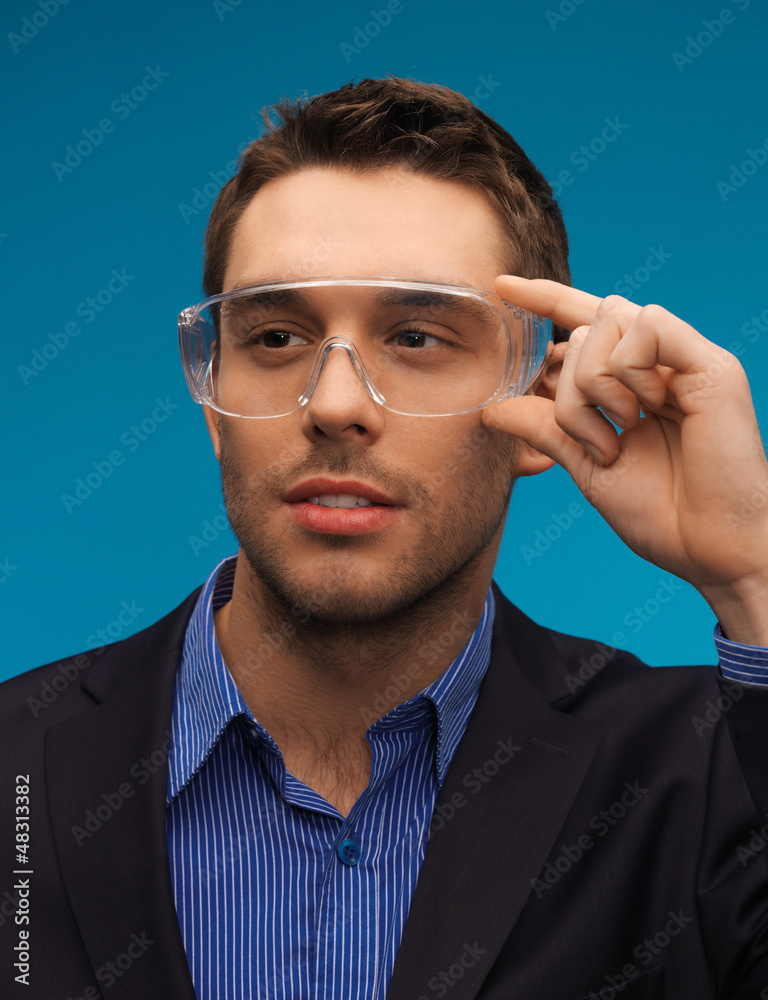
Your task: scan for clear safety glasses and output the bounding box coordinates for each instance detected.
[178,277,554,419]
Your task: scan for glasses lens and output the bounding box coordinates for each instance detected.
[186,281,518,417]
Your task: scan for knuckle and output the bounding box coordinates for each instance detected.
[598,294,626,314]
[720,349,748,383]
[573,365,612,396]
[565,327,590,356]
[636,302,668,325]
[607,351,628,379]
[705,344,740,373]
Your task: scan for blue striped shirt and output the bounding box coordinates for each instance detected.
[715,623,768,685]
[166,554,494,1000]
[167,557,768,999]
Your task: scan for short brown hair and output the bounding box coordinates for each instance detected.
[203,76,571,340]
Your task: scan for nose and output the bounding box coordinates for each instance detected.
[298,339,386,444]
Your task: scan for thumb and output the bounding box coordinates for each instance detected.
[482,395,589,479]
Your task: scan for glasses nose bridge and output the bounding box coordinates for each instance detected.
[297,336,387,408]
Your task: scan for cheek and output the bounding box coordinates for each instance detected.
[220,420,297,477]
[218,425,270,501]
[460,427,520,497]
[414,421,514,495]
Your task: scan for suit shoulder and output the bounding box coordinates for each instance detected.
[491,582,720,707]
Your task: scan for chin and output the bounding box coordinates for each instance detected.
[263,562,436,625]
[241,540,469,627]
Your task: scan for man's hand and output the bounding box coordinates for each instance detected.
[482,276,768,646]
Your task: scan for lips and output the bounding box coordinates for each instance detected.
[283,479,399,507]
[282,478,402,535]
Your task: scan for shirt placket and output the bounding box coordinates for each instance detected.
[310,719,432,1000]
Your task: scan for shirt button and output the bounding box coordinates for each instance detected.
[337,837,361,866]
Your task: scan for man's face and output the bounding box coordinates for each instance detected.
[205,167,523,623]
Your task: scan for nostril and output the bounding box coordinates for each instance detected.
[314,422,366,434]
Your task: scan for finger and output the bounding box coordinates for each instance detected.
[482,392,597,479]
[495,275,640,335]
[607,303,740,412]
[571,297,644,430]
[554,326,620,465]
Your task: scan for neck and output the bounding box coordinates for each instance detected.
[212,541,499,815]
[213,548,495,757]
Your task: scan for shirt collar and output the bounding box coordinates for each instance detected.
[167,554,247,803]
[168,554,494,802]
[420,594,494,783]
[369,595,494,783]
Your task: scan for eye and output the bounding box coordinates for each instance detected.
[249,329,308,348]
[390,327,446,349]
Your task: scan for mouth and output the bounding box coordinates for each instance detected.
[306,494,377,508]
[283,479,400,507]
[282,479,402,535]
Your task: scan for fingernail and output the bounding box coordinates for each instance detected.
[579,440,605,465]
[602,409,625,429]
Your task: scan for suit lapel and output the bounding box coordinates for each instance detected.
[46,590,200,1000]
[387,593,604,1000]
[44,581,602,1000]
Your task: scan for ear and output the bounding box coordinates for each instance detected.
[492,342,568,479]
[532,340,566,402]
[202,403,222,461]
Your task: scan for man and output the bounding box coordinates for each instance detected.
[2,76,768,999]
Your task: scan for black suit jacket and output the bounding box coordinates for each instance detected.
[2,583,768,999]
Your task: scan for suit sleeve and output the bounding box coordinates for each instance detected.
[697,677,768,998]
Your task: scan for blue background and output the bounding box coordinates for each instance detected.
[2,0,766,679]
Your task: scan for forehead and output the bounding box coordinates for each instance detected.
[222,167,510,293]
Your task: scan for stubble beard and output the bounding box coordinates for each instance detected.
[217,420,519,635]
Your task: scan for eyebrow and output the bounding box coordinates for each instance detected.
[224,287,313,309]
[375,288,495,327]
[222,285,497,329]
